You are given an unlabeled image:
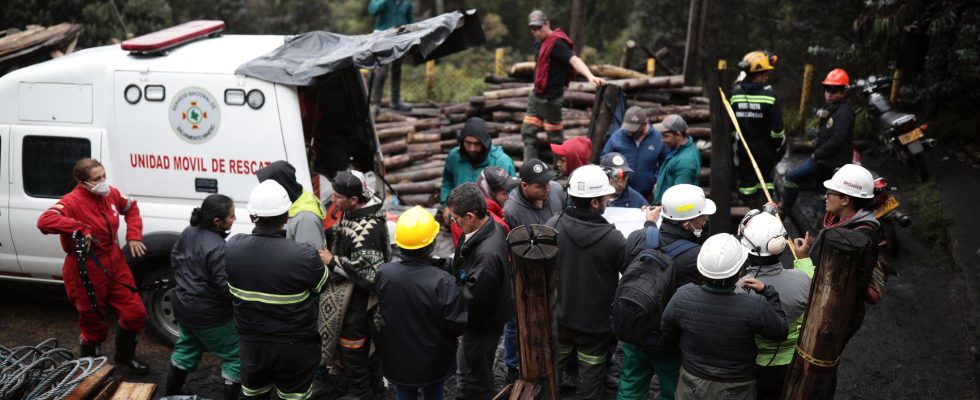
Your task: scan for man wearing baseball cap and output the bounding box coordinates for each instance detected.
[601,106,668,200]
[318,170,392,399]
[551,136,592,178]
[653,114,702,203]
[521,9,606,162]
[601,152,648,208]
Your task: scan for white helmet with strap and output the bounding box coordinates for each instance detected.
[567,164,616,198]
[738,210,788,257]
[824,164,874,199]
[697,233,749,280]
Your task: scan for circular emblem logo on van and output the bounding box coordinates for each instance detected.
[169,87,220,143]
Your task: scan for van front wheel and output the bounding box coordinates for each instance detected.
[141,265,179,346]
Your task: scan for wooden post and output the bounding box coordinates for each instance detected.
[708,63,735,235]
[570,0,585,48]
[495,48,505,77]
[587,84,625,164]
[682,0,707,85]
[619,39,636,68]
[797,64,814,135]
[783,228,875,400]
[890,69,902,104]
[426,60,436,99]
[647,58,655,76]
[500,224,561,400]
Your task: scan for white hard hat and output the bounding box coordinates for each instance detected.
[738,211,788,257]
[824,164,874,199]
[567,164,616,198]
[661,184,717,221]
[697,233,749,280]
[247,180,292,217]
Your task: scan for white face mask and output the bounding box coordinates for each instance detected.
[692,228,704,238]
[87,181,110,196]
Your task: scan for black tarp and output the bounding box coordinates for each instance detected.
[235,10,485,86]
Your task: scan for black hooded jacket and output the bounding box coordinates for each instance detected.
[257,160,303,202]
[625,220,704,287]
[547,207,626,334]
[171,225,232,329]
[451,217,514,333]
[459,117,491,165]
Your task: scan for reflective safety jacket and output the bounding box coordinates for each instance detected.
[730,82,785,144]
[225,230,328,342]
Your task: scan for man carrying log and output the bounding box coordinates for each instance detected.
[521,9,606,162]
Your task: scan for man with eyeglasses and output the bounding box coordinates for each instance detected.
[779,68,855,213]
[521,9,606,163]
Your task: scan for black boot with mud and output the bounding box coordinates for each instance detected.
[114,329,150,375]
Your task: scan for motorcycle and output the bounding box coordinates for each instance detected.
[852,74,937,182]
[870,173,911,256]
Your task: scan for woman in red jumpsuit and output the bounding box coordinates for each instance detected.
[37,158,150,374]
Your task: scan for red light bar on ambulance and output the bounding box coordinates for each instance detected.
[121,20,225,54]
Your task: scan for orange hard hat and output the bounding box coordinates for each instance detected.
[822,68,850,86]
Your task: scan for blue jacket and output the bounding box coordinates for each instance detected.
[601,125,667,198]
[368,0,414,31]
[653,136,701,203]
[609,187,648,208]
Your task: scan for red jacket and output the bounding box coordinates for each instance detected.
[37,185,143,256]
[450,198,510,247]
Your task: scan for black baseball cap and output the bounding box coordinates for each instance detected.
[333,170,369,198]
[600,152,634,173]
[519,159,556,184]
[481,166,520,193]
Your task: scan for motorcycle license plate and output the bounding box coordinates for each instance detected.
[875,195,900,219]
[898,128,924,145]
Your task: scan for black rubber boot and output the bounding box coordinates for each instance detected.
[79,342,101,357]
[223,381,242,400]
[114,330,150,375]
[164,365,189,395]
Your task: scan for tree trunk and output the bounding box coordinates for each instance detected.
[384,166,443,183]
[570,0,585,49]
[783,228,874,400]
[587,84,625,164]
[708,67,735,234]
[619,40,636,68]
[389,178,441,195]
[682,0,708,85]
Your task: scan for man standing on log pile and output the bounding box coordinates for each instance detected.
[601,152,648,208]
[546,165,625,399]
[600,106,668,201]
[368,0,414,111]
[653,115,701,204]
[732,51,785,209]
[441,117,516,206]
[318,171,391,400]
[661,233,789,400]
[522,9,606,162]
[447,183,513,400]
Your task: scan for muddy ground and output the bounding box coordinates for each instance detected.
[1,150,977,399]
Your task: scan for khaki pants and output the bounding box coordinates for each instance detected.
[520,92,564,161]
[675,366,756,400]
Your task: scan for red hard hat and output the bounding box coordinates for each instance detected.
[822,68,850,86]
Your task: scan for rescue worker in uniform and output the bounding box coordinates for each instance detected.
[226,180,330,400]
[780,68,855,213]
[37,158,150,375]
[166,194,241,399]
[319,171,391,400]
[257,160,326,249]
[377,206,467,400]
[732,51,785,208]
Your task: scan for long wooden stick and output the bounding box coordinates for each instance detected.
[719,87,800,260]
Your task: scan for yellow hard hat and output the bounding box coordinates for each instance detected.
[739,50,776,73]
[394,206,440,250]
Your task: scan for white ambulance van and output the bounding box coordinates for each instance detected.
[0,14,482,344]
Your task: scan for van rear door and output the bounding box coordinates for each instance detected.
[0,125,19,276]
[9,125,102,278]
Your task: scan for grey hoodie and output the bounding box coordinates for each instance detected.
[502,181,566,230]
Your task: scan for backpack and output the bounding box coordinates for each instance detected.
[611,227,698,352]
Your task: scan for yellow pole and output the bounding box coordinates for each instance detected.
[719,87,800,260]
[798,64,814,135]
[890,69,902,104]
[647,58,655,76]
[717,59,727,70]
[495,48,505,77]
[426,60,436,99]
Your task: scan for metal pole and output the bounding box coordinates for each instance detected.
[890,69,903,104]
[647,58,655,76]
[495,48,505,77]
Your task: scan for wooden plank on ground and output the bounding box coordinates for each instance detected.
[92,377,121,400]
[65,365,114,400]
[110,382,156,400]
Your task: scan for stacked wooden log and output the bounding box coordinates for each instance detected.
[0,23,82,71]
[379,64,713,207]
